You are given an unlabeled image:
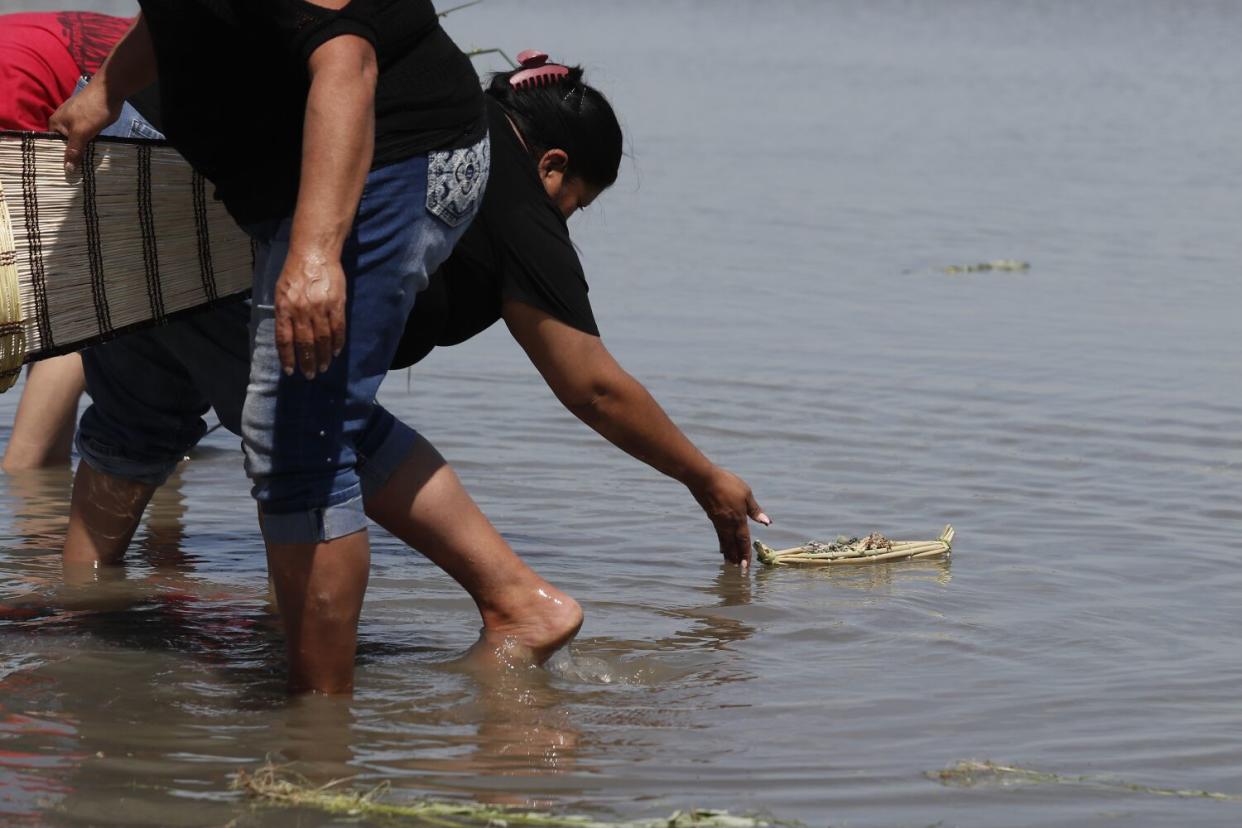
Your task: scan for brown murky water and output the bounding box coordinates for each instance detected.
[3,1,1241,826]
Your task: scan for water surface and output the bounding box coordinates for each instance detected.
[2,1,1241,826]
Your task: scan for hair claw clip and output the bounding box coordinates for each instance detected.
[510,49,571,90]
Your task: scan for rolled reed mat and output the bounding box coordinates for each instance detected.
[0,131,254,391]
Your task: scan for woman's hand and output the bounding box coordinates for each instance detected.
[48,83,121,175]
[274,249,347,378]
[689,466,771,568]
[49,13,157,175]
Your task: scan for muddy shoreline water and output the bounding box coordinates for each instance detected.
[3,1,1241,826]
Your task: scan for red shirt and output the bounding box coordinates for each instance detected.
[0,11,131,131]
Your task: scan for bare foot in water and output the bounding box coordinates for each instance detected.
[466,583,583,671]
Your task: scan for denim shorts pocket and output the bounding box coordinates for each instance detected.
[127,118,164,140]
[425,133,490,228]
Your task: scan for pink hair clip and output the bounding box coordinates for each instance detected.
[509,49,570,90]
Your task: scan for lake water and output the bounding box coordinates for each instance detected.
[2,1,1240,826]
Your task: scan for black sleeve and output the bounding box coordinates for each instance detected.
[264,0,379,64]
[500,203,600,337]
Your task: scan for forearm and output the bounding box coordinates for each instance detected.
[567,367,717,489]
[289,37,377,262]
[92,14,158,105]
[508,302,767,562]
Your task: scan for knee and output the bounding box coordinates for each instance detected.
[300,585,363,630]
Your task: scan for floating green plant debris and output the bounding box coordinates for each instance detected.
[755,526,953,567]
[932,760,1242,802]
[942,260,1030,273]
[233,762,796,826]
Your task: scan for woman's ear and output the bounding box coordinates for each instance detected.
[537,148,570,179]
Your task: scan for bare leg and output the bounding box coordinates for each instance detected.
[63,461,155,569]
[3,355,86,472]
[60,434,577,689]
[365,433,582,664]
[264,531,370,695]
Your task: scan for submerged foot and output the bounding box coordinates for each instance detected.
[468,584,583,671]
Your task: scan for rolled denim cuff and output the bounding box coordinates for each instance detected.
[358,417,419,499]
[259,494,369,544]
[74,429,180,487]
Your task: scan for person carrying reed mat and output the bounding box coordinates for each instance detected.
[0,10,159,471]
[51,1,490,695]
[58,55,769,692]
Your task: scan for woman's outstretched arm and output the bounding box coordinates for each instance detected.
[504,299,770,566]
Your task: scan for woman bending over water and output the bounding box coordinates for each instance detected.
[59,56,768,693]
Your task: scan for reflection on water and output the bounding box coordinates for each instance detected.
[3,1,1242,826]
[388,673,583,808]
[756,557,953,593]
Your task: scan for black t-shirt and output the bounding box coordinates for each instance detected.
[391,96,599,369]
[137,0,485,225]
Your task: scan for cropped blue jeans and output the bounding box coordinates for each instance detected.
[76,136,489,545]
[243,155,464,542]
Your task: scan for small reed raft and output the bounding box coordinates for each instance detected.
[0,131,253,391]
[755,526,954,566]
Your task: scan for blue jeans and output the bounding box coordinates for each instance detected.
[74,77,164,140]
[77,136,489,532]
[243,145,486,544]
[77,299,421,500]
[77,301,248,485]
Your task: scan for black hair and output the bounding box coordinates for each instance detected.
[486,65,623,190]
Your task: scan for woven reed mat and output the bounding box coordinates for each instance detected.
[0,131,254,391]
